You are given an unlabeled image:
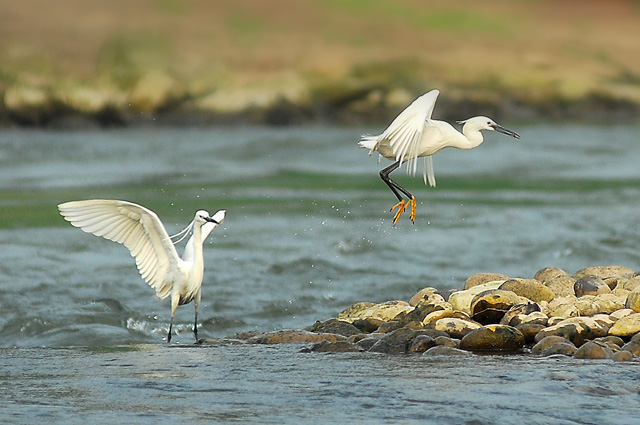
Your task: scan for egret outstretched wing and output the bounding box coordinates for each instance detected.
[58,199,181,298]
[384,89,439,172]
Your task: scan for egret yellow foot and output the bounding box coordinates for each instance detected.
[407,196,416,223]
[390,197,417,225]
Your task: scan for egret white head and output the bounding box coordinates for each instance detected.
[196,210,218,224]
[457,116,521,139]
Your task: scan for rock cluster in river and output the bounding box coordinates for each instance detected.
[210,265,640,360]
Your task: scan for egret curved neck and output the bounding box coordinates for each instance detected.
[460,127,484,149]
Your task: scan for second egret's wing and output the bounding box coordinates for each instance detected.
[384,89,439,174]
[58,199,181,298]
[182,210,226,263]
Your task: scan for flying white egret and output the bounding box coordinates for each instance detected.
[58,199,226,343]
[359,89,520,225]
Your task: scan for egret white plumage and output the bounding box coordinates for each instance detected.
[58,199,226,343]
[359,89,520,225]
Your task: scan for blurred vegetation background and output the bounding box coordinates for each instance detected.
[1,0,639,126]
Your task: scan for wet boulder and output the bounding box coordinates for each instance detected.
[610,308,635,320]
[311,319,363,337]
[429,317,482,339]
[544,275,577,298]
[612,351,634,362]
[355,336,382,351]
[620,339,640,356]
[352,318,384,333]
[459,324,525,352]
[464,273,509,290]
[573,341,613,359]
[337,300,413,323]
[399,299,452,326]
[499,278,556,303]
[421,309,464,326]
[336,302,376,320]
[574,276,611,297]
[500,303,545,326]
[422,346,472,356]
[516,322,547,343]
[615,276,640,292]
[532,335,574,355]
[470,289,527,324]
[407,335,437,353]
[302,340,364,353]
[545,296,581,319]
[409,287,442,306]
[434,335,460,348]
[573,265,634,280]
[367,328,431,354]
[608,313,640,338]
[541,342,578,357]
[448,281,504,314]
[534,317,608,346]
[248,329,347,344]
[534,267,570,284]
[625,287,640,313]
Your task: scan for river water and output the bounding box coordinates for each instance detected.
[1,124,639,423]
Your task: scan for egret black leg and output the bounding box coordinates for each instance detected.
[168,319,173,344]
[379,161,417,225]
[380,161,415,201]
[193,310,198,342]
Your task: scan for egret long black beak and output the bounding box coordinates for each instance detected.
[205,216,219,224]
[492,123,520,139]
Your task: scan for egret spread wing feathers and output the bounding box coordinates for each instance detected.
[359,89,520,225]
[58,199,180,298]
[58,199,226,343]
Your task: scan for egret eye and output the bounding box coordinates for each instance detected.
[487,121,491,125]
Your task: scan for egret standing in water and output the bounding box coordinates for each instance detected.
[58,199,226,343]
[359,89,520,225]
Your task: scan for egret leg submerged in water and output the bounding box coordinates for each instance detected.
[359,89,520,225]
[58,199,226,343]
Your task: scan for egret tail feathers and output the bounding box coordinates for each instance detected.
[358,134,379,155]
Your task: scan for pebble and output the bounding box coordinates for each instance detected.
[248,329,346,344]
[534,267,570,284]
[429,317,482,339]
[408,335,437,353]
[608,313,640,337]
[532,335,573,354]
[625,287,640,312]
[464,273,510,290]
[302,340,364,353]
[541,342,578,357]
[311,319,363,337]
[612,350,633,362]
[573,341,613,359]
[534,317,608,346]
[573,265,634,280]
[500,279,556,303]
[544,275,577,298]
[574,276,611,297]
[422,346,472,356]
[459,325,525,352]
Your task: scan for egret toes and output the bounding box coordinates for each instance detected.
[390,196,416,225]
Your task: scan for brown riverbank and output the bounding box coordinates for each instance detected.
[1,1,639,127]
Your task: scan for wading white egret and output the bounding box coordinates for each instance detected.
[58,199,226,343]
[359,89,520,225]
